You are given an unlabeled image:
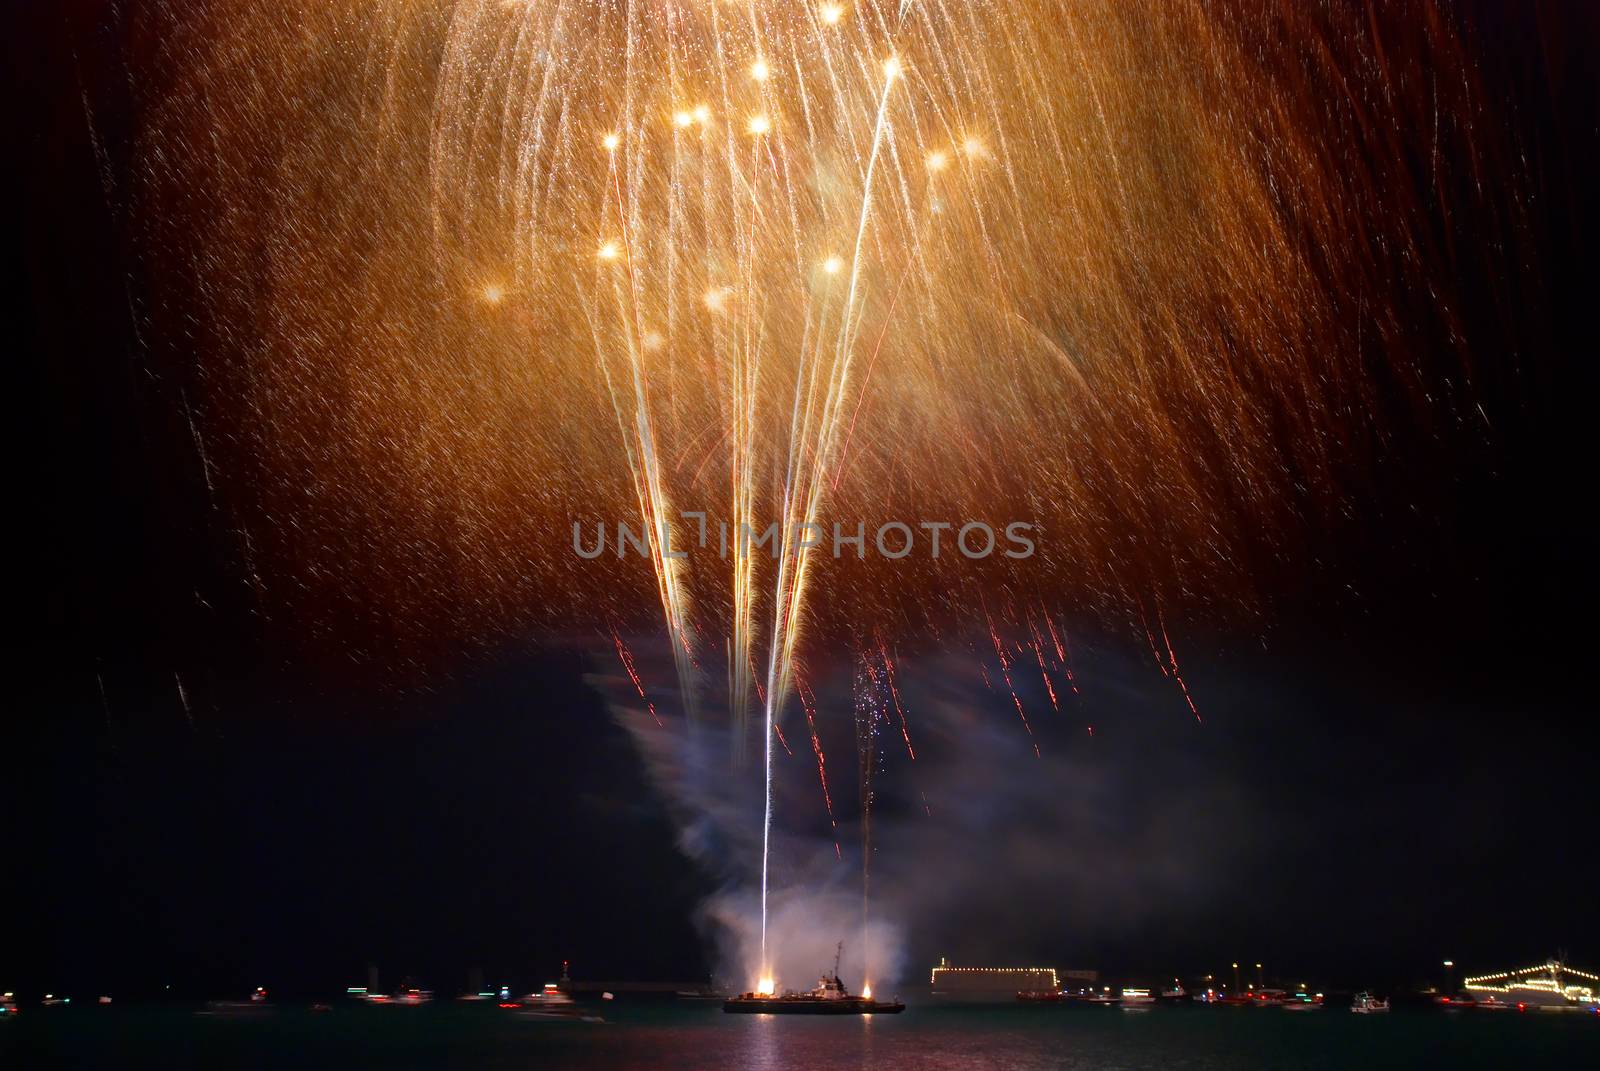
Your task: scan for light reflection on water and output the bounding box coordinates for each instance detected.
[5,1001,1596,1070]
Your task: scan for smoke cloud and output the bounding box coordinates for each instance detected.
[594,633,1256,994]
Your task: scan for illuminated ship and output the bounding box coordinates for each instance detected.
[504,983,604,1022]
[1351,992,1389,1013]
[1282,990,1325,1010]
[724,944,905,1015]
[1462,959,1600,1011]
[930,958,1065,997]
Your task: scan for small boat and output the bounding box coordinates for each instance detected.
[1120,987,1155,1007]
[1351,991,1390,1014]
[724,943,905,1015]
[201,988,274,1016]
[507,983,604,1022]
[1476,996,1514,1012]
[1081,989,1121,1005]
[1016,989,1065,1002]
[1251,988,1289,1007]
[1,992,18,1017]
[1159,982,1189,1003]
[1283,992,1324,1011]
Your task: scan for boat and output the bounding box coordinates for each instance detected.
[1120,987,1155,1008]
[201,988,274,1016]
[1081,988,1120,1005]
[1283,991,1324,1011]
[724,943,905,1015]
[1476,996,1514,1012]
[1016,989,1065,1002]
[1463,958,1600,1012]
[1,992,17,1018]
[1351,991,1390,1014]
[1158,982,1189,1003]
[506,983,604,1022]
[1251,988,1288,1007]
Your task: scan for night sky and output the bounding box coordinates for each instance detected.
[11,2,1599,1000]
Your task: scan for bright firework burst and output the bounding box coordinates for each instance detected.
[120,0,1514,987]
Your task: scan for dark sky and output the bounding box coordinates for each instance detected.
[10,2,1599,999]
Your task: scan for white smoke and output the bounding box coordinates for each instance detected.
[592,635,1252,995]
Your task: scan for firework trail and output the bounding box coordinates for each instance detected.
[795,675,840,859]
[853,646,885,993]
[874,634,915,761]
[986,602,1038,756]
[1157,611,1203,724]
[173,672,193,729]
[1141,602,1202,723]
[611,628,661,726]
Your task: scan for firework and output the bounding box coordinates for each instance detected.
[121,0,1507,986]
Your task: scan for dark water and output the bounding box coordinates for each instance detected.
[5,1001,1596,1070]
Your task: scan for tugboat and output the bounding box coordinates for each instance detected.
[724,944,905,1015]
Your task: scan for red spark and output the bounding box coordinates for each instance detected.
[875,635,916,761]
[611,629,660,726]
[796,676,838,833]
